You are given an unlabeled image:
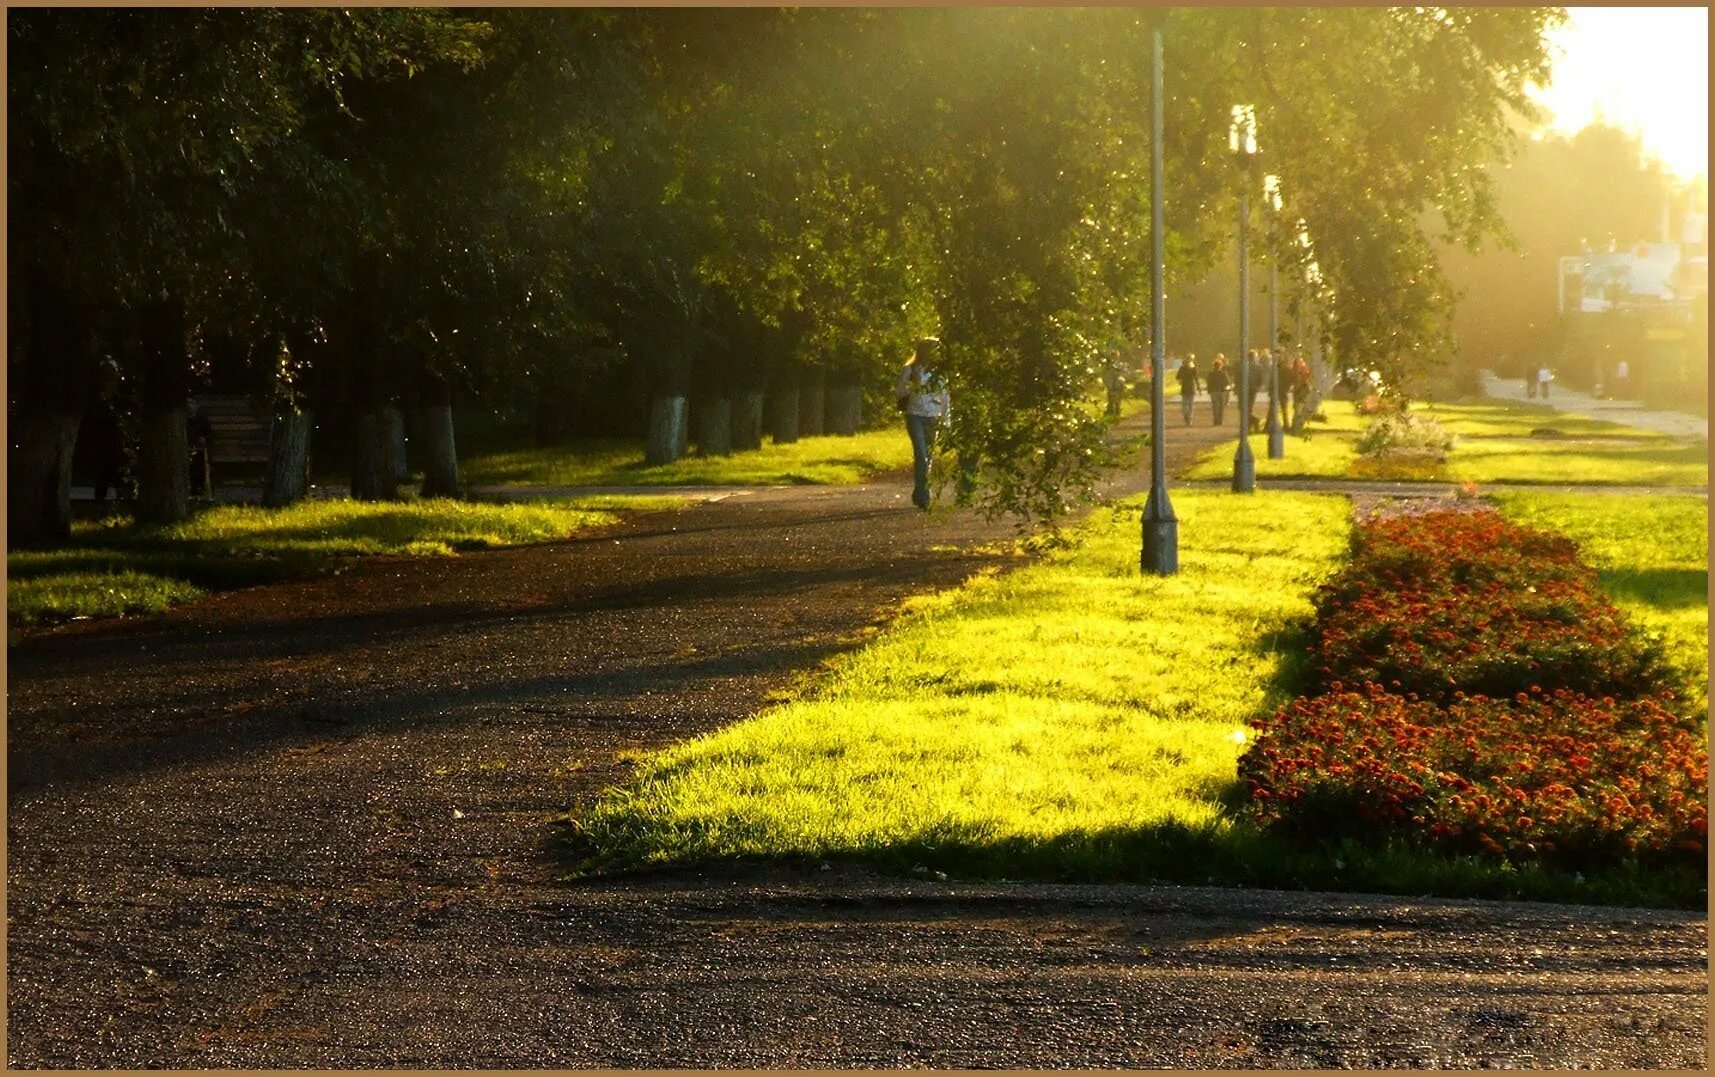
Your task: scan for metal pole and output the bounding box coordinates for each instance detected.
[1267,250,1284,458]
[1141,29,1177,574]
[1232,185,1255,492]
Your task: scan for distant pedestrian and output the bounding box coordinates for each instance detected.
[1243,350,1263,428]
[1176,354,1200,425]
[1536,365,1553,399]
[1102,345,1127,418]
[1612,358,1631,399]
[1288,355,1311,429]
[895,336,950,510]
[1205,355,1230,426]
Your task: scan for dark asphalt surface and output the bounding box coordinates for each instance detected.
[7,408,1707,1068]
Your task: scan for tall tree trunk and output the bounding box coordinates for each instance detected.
[263,407,313,508]
[696,397,733,456]
[733,390,765,450]
[388,405,409,482]
[799,365,826,437]
[767,385,800,445]
[134,404,190,524]
[133,297,191,525]
[827,384,863,435]
[419,376,460,498]
[350,407,399,501]
[8,411,81,545]
[645,394,688,465]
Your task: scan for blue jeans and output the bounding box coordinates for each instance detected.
[906,413,939,508]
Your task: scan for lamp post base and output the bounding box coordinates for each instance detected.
[1267,419,1285,459]
[1232,441,1256,493]
[1141,487,1178,575]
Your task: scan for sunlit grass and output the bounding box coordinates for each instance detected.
[1181,429,1362,480]
[1492,490,1709,711]
[8,495,684,626]
[1184,398,1707,486]
[463,429,912,488]
[567,491,1353,873]
[1447,438,1708,486]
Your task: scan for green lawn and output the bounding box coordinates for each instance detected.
[564,487,1705,906]
[463,429,912,488]
[564,490,1349,879]
[8,494,683,627]
[1491,491,1709,711]
[1183,399,1707,486]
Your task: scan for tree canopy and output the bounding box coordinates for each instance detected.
[9,6,1565,538]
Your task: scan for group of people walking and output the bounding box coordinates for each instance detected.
[1173,348,1312,429]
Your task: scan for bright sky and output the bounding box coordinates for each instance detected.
[1529,6,1709,180]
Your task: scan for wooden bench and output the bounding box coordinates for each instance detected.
[193,394,271,489]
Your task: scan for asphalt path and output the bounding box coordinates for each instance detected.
[7,404,1707,1067]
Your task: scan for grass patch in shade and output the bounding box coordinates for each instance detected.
[8,495,683,627]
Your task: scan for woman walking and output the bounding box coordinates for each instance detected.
[895,337,950,510]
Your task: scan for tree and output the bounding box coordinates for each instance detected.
[7,9,490,536]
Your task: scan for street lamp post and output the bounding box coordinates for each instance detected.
[1230,105,1256,493]
[1141,29,1177,574]
[1264,174,1284,459]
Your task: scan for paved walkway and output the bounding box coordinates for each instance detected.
[1478,369,1709,439]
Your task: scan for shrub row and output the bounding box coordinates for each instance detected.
[1240,508,1705,868]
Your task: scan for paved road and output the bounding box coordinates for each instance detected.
[9,405,1707,1067]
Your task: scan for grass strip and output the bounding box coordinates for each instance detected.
[1182,399,1707,486]
[462,430,912,488]
[1490,491,1709,711]
[8,495,684,626]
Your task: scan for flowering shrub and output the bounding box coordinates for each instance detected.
[1242,507,1705,871]
[1240,686,1706,865]
[1355,411,1455,460]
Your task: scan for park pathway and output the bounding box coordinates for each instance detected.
[1479,368,1709,439]
[8,403,1707,1068]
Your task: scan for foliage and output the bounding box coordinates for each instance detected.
[10,7,1565,533]
[1354,411,1456,458]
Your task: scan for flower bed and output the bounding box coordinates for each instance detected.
[1241,685,1706,866]
[1308,510,1673,704]
[1240,507,1706,868]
